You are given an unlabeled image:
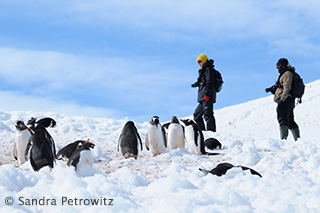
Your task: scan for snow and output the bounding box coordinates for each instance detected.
[1,79,320,212]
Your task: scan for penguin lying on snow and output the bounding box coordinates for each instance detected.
[204,138,222,150]
[57,139,95,161]
[13,120,31,165]
[145,116,167,156]
[199,162,262,177]
[118,121,142,159]
[165,116,185,150]
[26,117,57,171]
[67,142,93,171]
[180,119,219,155]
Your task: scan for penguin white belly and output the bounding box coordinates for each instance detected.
[77,150,93,171]
[148,126,166,156]
[167,124,185,150]
[16,130,31,165]
[185,126,201,154]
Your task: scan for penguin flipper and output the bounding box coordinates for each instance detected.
[239,166,262,177]
[161,126,167,147]
[68,151,80,169]
[199,168,210,174]
[29,150,38,171]
[145,134,149,151]
[206,152,220,156]
[117,133,122,152]
[136,131,143,151]
[13,144,18,160]
[24,141,32,161]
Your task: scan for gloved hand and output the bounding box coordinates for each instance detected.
[191,82,199,87]
[204,96,209,102]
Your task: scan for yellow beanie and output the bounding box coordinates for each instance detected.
[196,54,208,63]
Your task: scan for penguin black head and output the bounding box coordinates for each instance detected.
[27,117,37,126]
[180,119,196,126]
[15,120,28,131]
[171,116,180,124]
[150,116,160,127]
[26,117,38,131]
[77,142,92,151]
[80,139,95,149]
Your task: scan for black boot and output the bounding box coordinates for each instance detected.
[206,117,216,132]
[290,128,300,141]
[280,126,289,140]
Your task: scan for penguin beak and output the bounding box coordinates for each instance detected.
[85,139,90,143]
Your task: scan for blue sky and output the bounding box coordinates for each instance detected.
[0,0,319,123]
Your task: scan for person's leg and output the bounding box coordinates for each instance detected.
[288,99,300,141]
[203,100,216,132]
[193,103,205,130]
[276,99,292,140]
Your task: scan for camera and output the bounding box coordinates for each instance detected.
[265,84,277,94]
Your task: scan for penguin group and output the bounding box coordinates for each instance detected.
[12,117,95,172]
[12,115,261,178]
[117,115,221,158]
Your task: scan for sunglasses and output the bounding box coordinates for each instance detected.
[197,60,202,64]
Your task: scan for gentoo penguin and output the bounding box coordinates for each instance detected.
[57,139,95,161]
[26,117,57,159]
[67,142,93,171]
[204,138,222,150]
[180,119,219,155]
[14,120,32,165]
[145,116,167,156]
[166,116,185,150]
[117,121,142,159]
[26,117,56,171]
[199,162,262,177]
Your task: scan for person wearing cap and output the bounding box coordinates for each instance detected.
[265,58,300,141]
[191,53,217,132]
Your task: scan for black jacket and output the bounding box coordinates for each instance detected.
[195,59,216,103]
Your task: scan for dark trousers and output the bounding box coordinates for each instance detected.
[277,97,299,129]
[193,100,216,132]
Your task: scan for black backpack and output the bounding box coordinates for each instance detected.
[290,71,305,99]
[214,69,223,92]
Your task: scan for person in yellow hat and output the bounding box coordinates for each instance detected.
[191,53,217,132]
